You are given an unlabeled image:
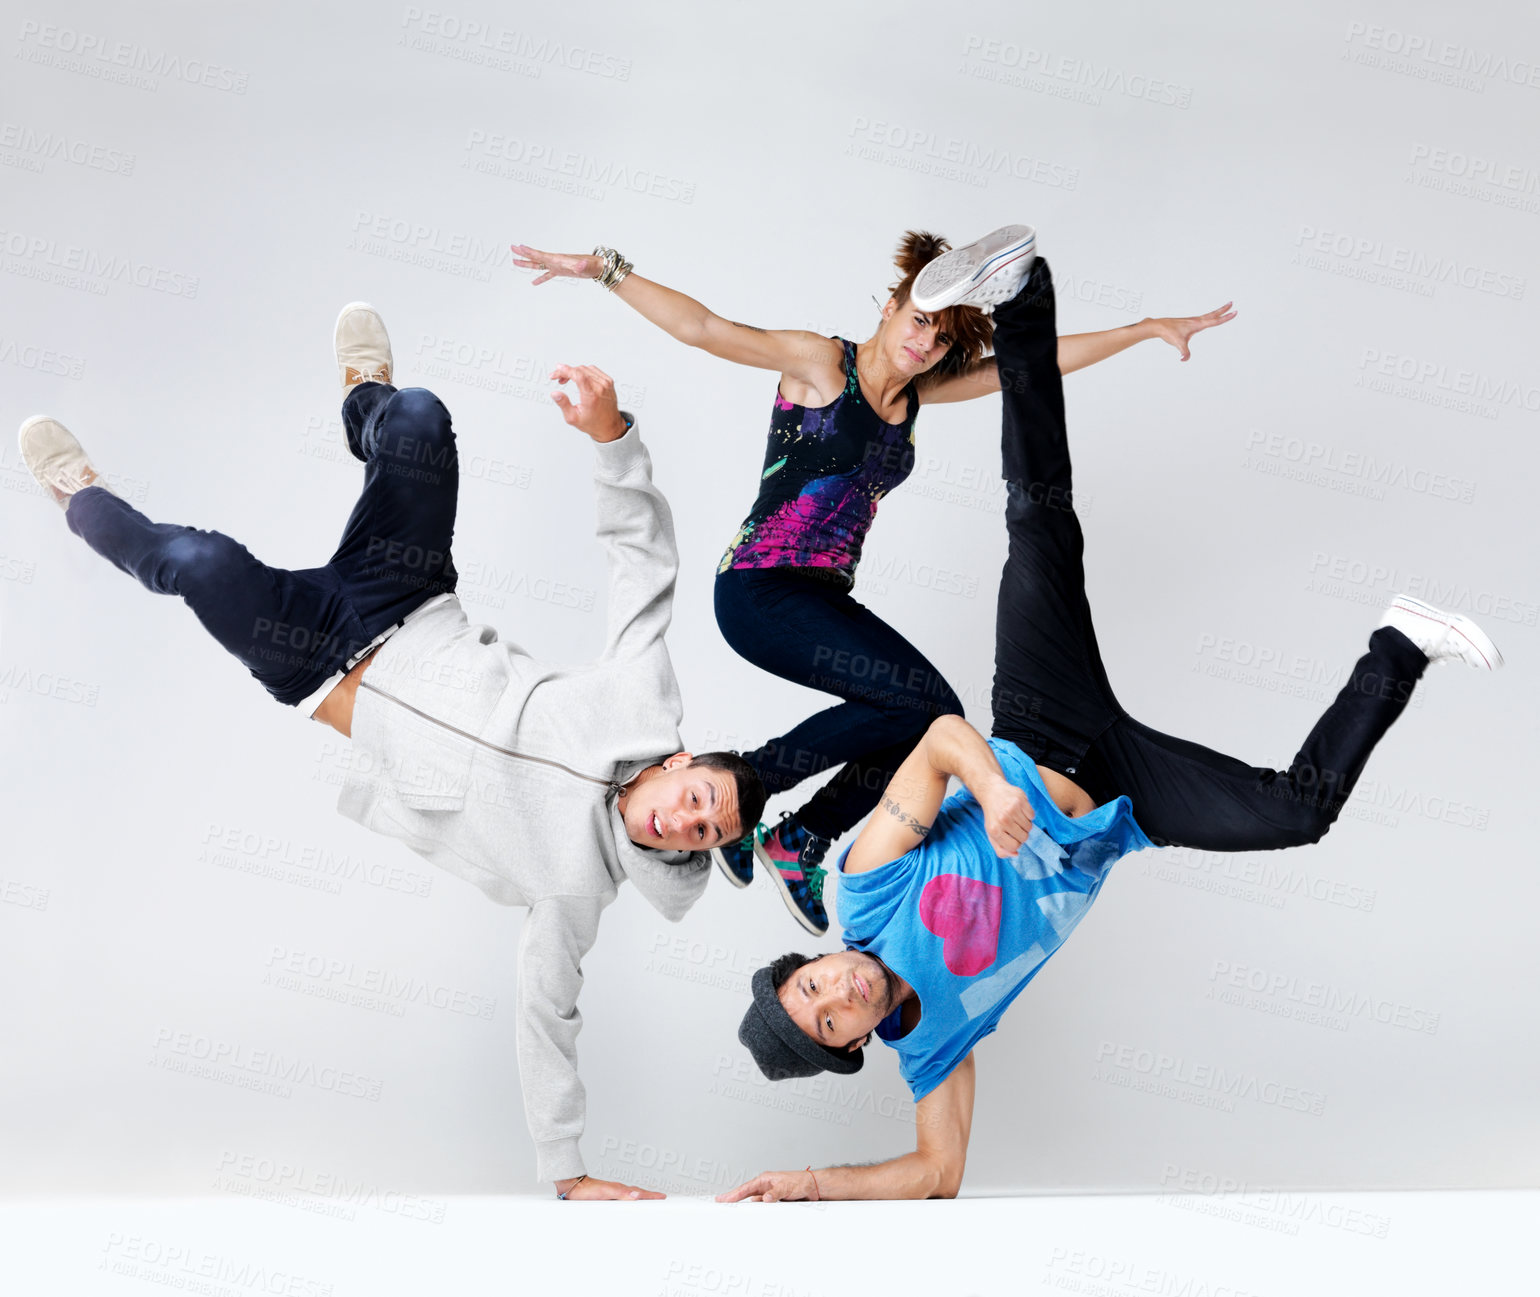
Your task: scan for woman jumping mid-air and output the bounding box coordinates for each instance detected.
[511,230,1234,936]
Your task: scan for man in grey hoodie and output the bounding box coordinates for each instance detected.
[18,303,766,1201]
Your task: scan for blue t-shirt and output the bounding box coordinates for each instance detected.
[837,739,1152,1101]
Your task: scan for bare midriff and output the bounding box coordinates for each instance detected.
[1037,765,1098,819]
[312,647,381,739]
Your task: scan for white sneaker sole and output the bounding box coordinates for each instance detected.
[709,844,753,889]
[751,836,829,937]
[1387,595,1504,670]
[911,224,1037,313]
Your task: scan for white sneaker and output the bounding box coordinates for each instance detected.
[910,224,1037,315]
[335,301,392,391]
[17,415,114,509]
[1379,595,1504,670]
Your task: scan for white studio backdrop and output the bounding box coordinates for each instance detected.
[1,0,1536,1199]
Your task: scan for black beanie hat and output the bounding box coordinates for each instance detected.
[738,965,865,1081]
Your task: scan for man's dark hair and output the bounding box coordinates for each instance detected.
[769,951,815,991]
[690,751,766,838]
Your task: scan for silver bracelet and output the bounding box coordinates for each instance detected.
[600,246,632,289]
[591,245,633,291]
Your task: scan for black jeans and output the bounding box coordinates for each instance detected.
[65,382,459,706]
[714,567,964,841]
[988,259,1428,851]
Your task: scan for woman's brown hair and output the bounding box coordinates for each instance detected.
[888,230,994,386]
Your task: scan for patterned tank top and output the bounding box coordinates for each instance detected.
[718,338,920,585]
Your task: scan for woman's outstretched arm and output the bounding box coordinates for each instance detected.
[1060,302,1236,371]
[920,302,1237,404]
[510,243,843,385]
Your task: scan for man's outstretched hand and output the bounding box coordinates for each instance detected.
[549,364,628,443]
[716,1170,821,1203]
[554,1175,665,1201]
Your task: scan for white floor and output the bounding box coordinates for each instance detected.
[2,1190,1532,1295]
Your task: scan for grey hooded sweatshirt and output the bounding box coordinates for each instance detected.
[335,423,709,1183]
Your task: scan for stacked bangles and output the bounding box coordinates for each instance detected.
[591,246,633,291]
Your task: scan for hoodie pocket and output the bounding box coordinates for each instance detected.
[389,713,474,812]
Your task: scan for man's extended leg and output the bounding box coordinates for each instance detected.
[972,242,1490,851]
[326,378,460,639]
[59,468,361,706]
[322,300,460,639]
[985,255,1126,787]
[26,305,462,707]
[1089,605,1495,851]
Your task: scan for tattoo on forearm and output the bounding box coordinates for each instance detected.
[729,320,767,333]
[882,796,931,837]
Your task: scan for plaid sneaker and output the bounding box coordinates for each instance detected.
[753,813,831,937]
[711,828,758,888]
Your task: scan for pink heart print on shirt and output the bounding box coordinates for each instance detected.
[919,874,1003,977]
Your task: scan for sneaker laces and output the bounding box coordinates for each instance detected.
[771,813,829,907]
[345,364,392,386]
[47,465,105,501]
[803,863,827,905]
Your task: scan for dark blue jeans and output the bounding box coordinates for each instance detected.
[714,567,963,841]
[988,258,1429,851]
[65,383,459,706]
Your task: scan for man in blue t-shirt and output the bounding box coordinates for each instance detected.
[721,227,1502,1203]
[734,711,1151,1203]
